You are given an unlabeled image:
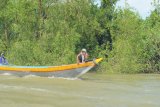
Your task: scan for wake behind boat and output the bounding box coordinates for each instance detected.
[0,58,102,78]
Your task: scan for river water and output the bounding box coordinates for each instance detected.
[0,73,160,107]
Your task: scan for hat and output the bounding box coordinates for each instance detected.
[82,48,87,52]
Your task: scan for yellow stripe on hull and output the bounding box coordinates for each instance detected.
[0,58,103,72]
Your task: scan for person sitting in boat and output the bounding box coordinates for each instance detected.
[77,48,89,64]
[0,53,8,65]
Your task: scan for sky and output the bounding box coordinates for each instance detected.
[116,0,154,19]
[95,0,155,19]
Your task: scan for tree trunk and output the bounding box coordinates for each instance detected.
[4,22,8,49]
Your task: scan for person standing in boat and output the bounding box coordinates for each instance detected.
[0,53,8,65]
[77,48,89,64]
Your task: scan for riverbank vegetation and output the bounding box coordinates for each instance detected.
[0,0,159,73]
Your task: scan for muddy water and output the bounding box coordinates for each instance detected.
[0,73,160,107]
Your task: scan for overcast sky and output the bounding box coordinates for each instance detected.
[95,0,155,19]
[116,0,154,19]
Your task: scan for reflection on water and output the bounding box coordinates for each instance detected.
[0,73,160,107]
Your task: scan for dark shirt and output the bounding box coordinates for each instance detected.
[78,54,84,63]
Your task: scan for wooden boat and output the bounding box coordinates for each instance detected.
[0,58,102,78]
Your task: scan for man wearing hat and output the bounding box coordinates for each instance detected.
[0,53,8,65]
[77,48,88,64]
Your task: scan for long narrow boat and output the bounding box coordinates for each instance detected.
[0,58,102,78]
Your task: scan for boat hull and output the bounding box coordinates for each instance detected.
[0,66,93,78]
[0,58,102,78]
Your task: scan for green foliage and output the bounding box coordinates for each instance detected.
[0,0,159,73]
[100,9,142,73]
[99,6,160,73]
